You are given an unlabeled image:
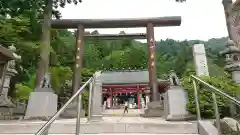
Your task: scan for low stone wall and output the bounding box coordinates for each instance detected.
[0,101,26,120]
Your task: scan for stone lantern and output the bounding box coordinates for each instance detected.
[0,44,21,115]
[220,39,240,83]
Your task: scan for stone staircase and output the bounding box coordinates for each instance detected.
[0,116,198,134]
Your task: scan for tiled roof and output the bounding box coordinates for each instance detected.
[98,70,168,84]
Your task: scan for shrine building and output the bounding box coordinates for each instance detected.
[98,70,170,109]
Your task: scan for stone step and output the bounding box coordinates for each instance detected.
[0,122,198,134]
[0,133,198,135]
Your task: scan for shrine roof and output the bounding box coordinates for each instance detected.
[0,45,16,60]
[98,70,168,85]
[51,16,181,29]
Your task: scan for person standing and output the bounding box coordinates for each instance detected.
[124,101,128,114]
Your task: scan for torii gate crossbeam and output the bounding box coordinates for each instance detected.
[51,17,181,29]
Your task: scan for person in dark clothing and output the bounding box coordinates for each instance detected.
[124,102,128,114]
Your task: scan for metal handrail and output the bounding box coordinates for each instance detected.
[191,75,240,106]
[35,77,93,135]
[191,75,240,135]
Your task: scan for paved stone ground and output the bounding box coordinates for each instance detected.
[0,133,197,135]
[0,116,195,125]
[0,117,198,134]
[102,109,144,116]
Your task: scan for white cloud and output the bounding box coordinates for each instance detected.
[59,0,228,41]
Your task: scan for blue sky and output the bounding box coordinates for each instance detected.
[59,0,231,41]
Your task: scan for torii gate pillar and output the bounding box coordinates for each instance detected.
[147,23,159,101]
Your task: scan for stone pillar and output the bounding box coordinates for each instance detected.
[25,73,58,119]
[164,71,190,121]
[193,44,209,76]
[89,75,103,121]
[61,25,85,118]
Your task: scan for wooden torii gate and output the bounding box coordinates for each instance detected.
[51,16,181,102]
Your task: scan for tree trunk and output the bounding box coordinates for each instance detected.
[222,0,233,39]
[35,0,52,88]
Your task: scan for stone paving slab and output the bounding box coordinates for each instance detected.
[103,109,144,116]
[0,122,198,134]
[0,133,198,135]
[0,116,196,125]
[0,117,198,134]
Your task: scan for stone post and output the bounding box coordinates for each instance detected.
[25,73,58,119]
[89,71,102,121]
[193,44,209,76]
[164,70,190,121]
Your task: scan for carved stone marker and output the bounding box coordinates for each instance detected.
[193,44,209,76]
[25,73,57,120]
[164,71,190,121]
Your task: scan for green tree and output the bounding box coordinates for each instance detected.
[36,0,83,87]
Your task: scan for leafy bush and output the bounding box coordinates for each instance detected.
[50,66,93,113]
[82,90,89,116]
[50,66,72,95]
[14,83,32,102]
[50,66,73,108]
[181,74,239,118]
